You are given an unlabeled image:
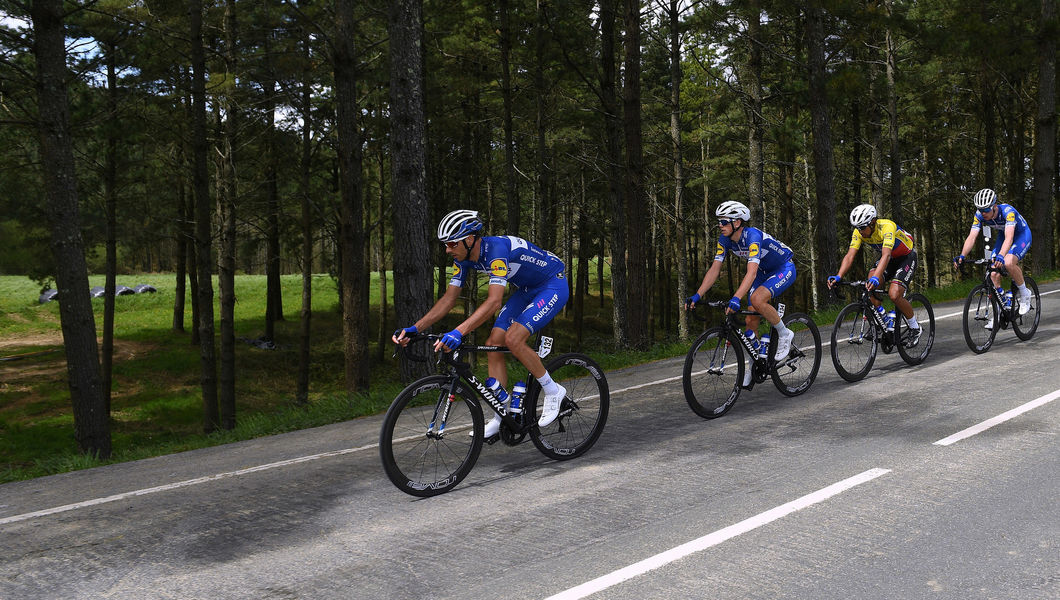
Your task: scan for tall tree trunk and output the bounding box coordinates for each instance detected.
[804,2,839,291]
[534,0,552,250]
[264,77,283,341]
[1033,0,1057,271]
[669,0,689,341]
[102,40,118,416]
[190,0,218,433]
[335,0,370,393]
[376,149,389,362]
[499,0,519,235]
[217,0,239,430]
[885,0,902,221]
[389,0,433,381]
[746,0,765,223]
[623,0,648,349]
[31,0,110,458]
[173,169,187,333]
[600,0,628,346]
[296,42,313,405]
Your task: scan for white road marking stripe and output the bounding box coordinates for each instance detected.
[933,389,1060,446]
[543,468,891,600]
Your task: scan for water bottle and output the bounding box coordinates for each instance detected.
[510,381,526,414]
[744,329,760,354]
[885,310,896,332]
[758,333,770,359]
[484,377,510,410]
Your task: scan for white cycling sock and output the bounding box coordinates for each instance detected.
[907,315,919,329]
[537,372,560,395]
[1018,283,1030,295]
[773,320,790,336]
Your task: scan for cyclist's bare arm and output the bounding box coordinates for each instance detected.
[690,259,724,304]
[833,246,859,283]
[733,261,759,302]
[392,285,462,345]
[958,228,979,259]
[996,225,1016,256]
[870,246,893,286]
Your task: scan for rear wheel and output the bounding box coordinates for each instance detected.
[769,312,822,397]
[379,375,483,497]
[1012,276,1040,341]
[830,303,878,382]
[897,293,934,365]
[682,327,744,419]
[527,353,609,460]
[962,284,998,354]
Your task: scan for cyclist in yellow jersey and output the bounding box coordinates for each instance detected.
[826,204,921,341]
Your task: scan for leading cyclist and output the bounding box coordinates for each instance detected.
[826,204,921,343]
[392,209,569,438]
[685,201,798,372]
[952,188,1033,321]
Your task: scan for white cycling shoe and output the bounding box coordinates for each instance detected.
[773,328,796,361]
[482,413,502,438]
[538,385,567,427]
[1018,292,1032,316]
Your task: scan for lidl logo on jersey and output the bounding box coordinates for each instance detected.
[748,243,759,258]
[714,243,725,257]
[490,259,508,278]
[451,264,461,278]
[1006,212,1015,224]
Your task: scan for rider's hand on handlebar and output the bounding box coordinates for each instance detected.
[392,325,417,346]
[827,275,841,289]
[866,276,879,291]
[434,328,463,352]
[726,296,741,315]
[684,293,701,310]
[992,254,1005,269]
[953,254,964,269]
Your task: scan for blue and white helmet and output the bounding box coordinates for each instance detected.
[715,201,751,221]
[972,188,997,210]
[849,203,877,228]
[437,209,483,242]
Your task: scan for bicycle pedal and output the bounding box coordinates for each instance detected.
[484,433,501,445]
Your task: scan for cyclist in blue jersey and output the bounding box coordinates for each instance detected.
[953,188,1033,319]
[685,201,797,370]
[392,209,569,437]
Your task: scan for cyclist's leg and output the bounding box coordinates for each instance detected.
[748,262,795,327]
[491,288,537,386]
[505,275,569,378]
[1004,235,1031,287]
[887,252,916,319]
[867,262,883,310]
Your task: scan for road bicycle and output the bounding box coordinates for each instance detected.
[829,280,935,382]
[682,300,821,419]
[960,258,1041,353]
[380,332,609,497]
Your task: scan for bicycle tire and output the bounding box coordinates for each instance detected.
[962,284,998,354]
[769,312,822,397]
[1012,276,1040,341]
[682,327,744,419]
[379,375,484,497]
[830,302,878,382]
[897,293,935,365]
[526,353,610,461]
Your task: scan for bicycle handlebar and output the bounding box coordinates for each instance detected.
[958,257,1007,278]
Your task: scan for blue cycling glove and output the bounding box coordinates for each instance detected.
[827,275,841,287]
[728,296,741,312]
[952,255,964,267]
[439,328,463,351]
[393,325,417,339]
[685,293,701,309]
[867,276,880,288]
[992,254,1005,268]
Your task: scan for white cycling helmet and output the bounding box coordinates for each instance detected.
[437,209,483,242]
[849,203,877,228]
[972,188,997,210]
[715,201,751,222]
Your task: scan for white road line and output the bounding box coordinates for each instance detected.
[543,468,891,600]
[933,389,1060,446]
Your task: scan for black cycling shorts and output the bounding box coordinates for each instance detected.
[871,249,917,289]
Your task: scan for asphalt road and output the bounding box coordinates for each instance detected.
[2,283,1058,600]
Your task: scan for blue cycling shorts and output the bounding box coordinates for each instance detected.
[994,231,1032,262]
[749,261,795,302]
[494,272,569,334]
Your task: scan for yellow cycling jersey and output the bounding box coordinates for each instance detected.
[849,218,914,257]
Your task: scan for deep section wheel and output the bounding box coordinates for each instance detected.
[682,327,744,418]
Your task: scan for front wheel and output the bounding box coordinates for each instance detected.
[769,312,822,397]
[1012,276,1040,341]
[897,293,934,365]
[527,353,609,460]
[962,284,998,354]
[830,303,878,382]
[379,375,484,497]
[682,327,744,419]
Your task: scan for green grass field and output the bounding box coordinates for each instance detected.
[1,264,1053,483]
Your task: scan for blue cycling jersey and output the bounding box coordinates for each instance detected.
[713,226,793,274]
[449,235,564,290]
[972,203,1030,238]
